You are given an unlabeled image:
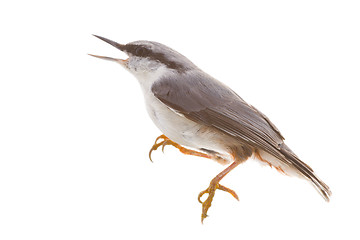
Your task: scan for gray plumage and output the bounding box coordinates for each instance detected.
[152,70,331,201]
[90,35,332,219]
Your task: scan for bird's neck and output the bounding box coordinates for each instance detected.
[135,66,172,93]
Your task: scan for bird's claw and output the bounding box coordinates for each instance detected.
[161,140,171,153]
[148,135,172,162]
[149,134,212,162]
[198,182,239,223]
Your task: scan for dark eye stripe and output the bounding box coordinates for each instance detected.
[125,44,187,72]
[135,46,150,56]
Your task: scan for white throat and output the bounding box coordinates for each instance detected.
[132,65,172,93]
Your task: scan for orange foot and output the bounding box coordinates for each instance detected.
[198,181,239,223]
[148,134,239,223]
[148,135,230,164]
[148,134,212,162]
[198,161,241,223]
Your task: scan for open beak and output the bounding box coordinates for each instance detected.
[89,35,128,64]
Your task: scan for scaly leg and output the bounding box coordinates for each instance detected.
[149,134,225,163]
[198,161,241,223]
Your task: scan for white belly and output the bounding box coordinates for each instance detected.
[143,92,228,155]
[133,68,230,158]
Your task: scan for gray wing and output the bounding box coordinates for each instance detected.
[151,72,332,201]
[151,71,285,160]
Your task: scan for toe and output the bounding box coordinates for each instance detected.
[217,184,239,201]
[198,189,209,203]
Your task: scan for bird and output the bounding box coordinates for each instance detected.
[89,35,331,222]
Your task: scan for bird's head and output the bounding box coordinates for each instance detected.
[90,35,196,82]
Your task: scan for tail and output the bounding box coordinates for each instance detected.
[279,143,332,201]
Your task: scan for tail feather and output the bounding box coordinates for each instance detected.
[279,143,332,201]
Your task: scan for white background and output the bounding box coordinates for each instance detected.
[1,0,359,239]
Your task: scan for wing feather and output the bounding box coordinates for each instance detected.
[151,71,331,201]
[151,72,284,158]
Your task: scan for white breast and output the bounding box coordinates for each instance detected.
[133,67,231,158]
[144,91,201,147]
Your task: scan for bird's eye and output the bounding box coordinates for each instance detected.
[135,47,148,56]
